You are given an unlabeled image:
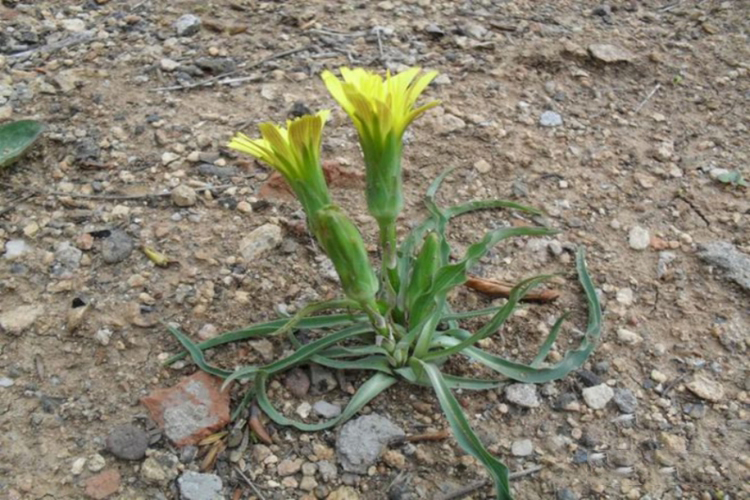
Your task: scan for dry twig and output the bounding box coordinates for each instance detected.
[235,467,268,500]
[436,465,544,500]
[465,276,561,303]
[634,83,662,114]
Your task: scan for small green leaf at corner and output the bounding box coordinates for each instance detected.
[716,170,748,188]
[0,120,45,169]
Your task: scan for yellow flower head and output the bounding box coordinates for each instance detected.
[228,111,332,214]
[321,67,439,147]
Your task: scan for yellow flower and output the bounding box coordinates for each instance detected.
[321,67,439,225]
[228,111,332,215]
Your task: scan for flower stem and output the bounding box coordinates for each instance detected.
[378,219,400,305]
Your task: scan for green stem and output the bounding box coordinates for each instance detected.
[378,219,400,306]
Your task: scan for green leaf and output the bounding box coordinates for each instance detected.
[716,170,748,187]
[445,199,544,218]
[443,305,503,321]
[311,354,393,374]
[414,360,512,500]
[255,370,397,431]
[164,323,233,378]
[222,324,373,388]
[320,345,389,358]
[395,367,502,390]
[530,312,569,368]
[165,314,366,365]
[0,120,44,168]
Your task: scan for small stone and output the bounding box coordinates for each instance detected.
[473,159,491,173]
[628,226,650,250]
[313,401,342,419]
[249,339,274,362]
[377,1,394,10]
[61,18,86,32]
[140,451,180,485]
[697,241,750,292]
[657,251,676,279]
[0,305,44,335]
[177,471,223,500]
[651,370,668,384]
[505,383,540,408]
[85,469,121,500]
[0,377,14,388]
[433,74,451,85]
[4,239,30,259]
[686,375,725,402]
[162,152,180,165]
[327,486,360,500]
[539,110,563,127]
[281,477,298,489]
[652,140,674,162]
[106,424,149,460]
[284,367,311,398]
[160,58,180,72]
[197,324,218,341]
[0,105,11,121]
[297,402,312,419]
[382,450,406,468]
[94,328,113,346]
[582,384,614,410]
[302,462,317,476]
[613,388,638,414]
[175,14,202,37]
[616,329,642,345]
[278,458,303,476]
[171,185,197,207]
[436,114,466,134]
[239,224,282,261]
[88,453,106,472]
[557,488,578,500]
[141,372,231,446]
[310,364,338,394]
[71,457,87,475]
[511,439,534,457]
[236,200,253,214]
[336,414,405,473]
[588,43,635,63]
[54,241,83,274]
[299,476,318,491]
[318,460,337,482]
[101,230,134,264]
[615,288,634,306]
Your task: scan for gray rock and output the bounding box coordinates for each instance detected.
[698,241,750,292]
[4,239,30,259]
[175,14,201,37]
[318,460,338,482]
[197,164,240,178]
[310,364,337,395]
[582,384,614,410]
[178,471,223,500]
[336,414,405,473]
[106,424,149,460]
[628,226,650,250]
[195,57,237,74]
[588,43,635,63]
[101,230,133,264]
[657,251,676,279]
[557,488,578,500]
[613,388,638,414]
[313,401,342,419]
[171,185,197,207]
[284,368,310,398]
[539,110,563,127]
[504,383,540,408]
[239,224,282,261]
[511,439,533,457]
[53,241,82,274]
[0,376,14,388]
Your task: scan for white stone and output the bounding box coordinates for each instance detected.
[71,457,87,475]
[505,383,540,408]
[473,159,492,173]
[616,287,634,306]
[628,226,650,250]
[0,305,44,335]
[511,439,534,457]
[616,328,643,345]
[160,58,180,72]
[686,375,725,402]
[4,239,30,259]
[61,18,86,32]
[239,224,282,261]
[582,384,614,410]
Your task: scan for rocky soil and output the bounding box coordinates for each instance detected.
[0,0,748,499]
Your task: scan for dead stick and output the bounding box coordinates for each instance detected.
[234,467,268,500]
[465,276,560,303]
[634,83,661,114]
[436,465,543,500]
[391,429,451,445]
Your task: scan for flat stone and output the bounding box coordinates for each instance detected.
[504,383,540,408]
[698,241,750,292]
[106,424,149,460]
[175,14,201,36]
[141,372,231,446]
[177,471,223,500]
[613,388,638,414]
[239,224,282,261]
[582,384,614,410]
[686,375,725,402]
[336,414,405,473]
[588,43,635,63]
[511,439,534,457]
[85,469,121,499]
[101,230,134,264]
[0,304,44,335]
[313,401,342,419]
[628,226,650,250]
[539,110,563,127]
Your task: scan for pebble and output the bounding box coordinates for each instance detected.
[657,251,676,279]
[140,451,180,484]
[504,383,540,408]
[178,471,223,500]
[284,367,311,398]
[686,375,725,402]
[278,458,303,476]
[236,200,253,214]
[4,239,30,259]
[0,377,14,388]
[697,241,750,292]
[616,328,642,345]
[318,460,338,482]
[473,159,492,173]
[310,364,338,394]
[628,226,650,250]
[539,110,563,127]
[162,152,180,165]
[336,414,405,473]
[588,43,635,63]
[511,439,534,457]
[239,224,282,261]
[197,323,218,341]
[160,58,180,72]
[0,304,44,335]
[313,401,342,419]
[175,14,202,37]
[85,469,121,500]
[557,488,579,500]
[71,457,87,475]
[299,475,318,491]
[327,486,360,500]
[87,453,106,472]
[106,424,149,460]
[651,370,668,384]
[613,388,638,414]
[61,18,86,32]
[436,114,466,134]
[101,230,134,264]
[249,339,274,362]
[171,184,197,207]
[582,384,614,410]
[296,402,312,419]
[615,288,634,306]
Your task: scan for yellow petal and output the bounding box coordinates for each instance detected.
[406,70,438,107]
[322,71,355,116]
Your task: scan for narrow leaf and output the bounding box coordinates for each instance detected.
[164,323,233,378]
[395,367,502,390]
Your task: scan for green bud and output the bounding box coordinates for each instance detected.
[312,205,379,304]
[363,133,403,225]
